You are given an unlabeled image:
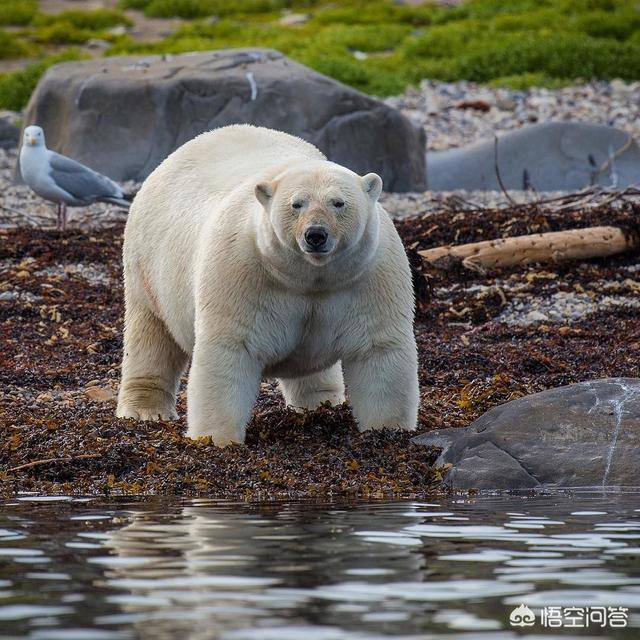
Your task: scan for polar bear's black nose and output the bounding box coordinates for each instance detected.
[304,226,328,249]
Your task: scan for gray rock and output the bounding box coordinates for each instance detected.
[0,117,19,149]
[413,378,640,490]
[427,122,640,191]
[22,48,426,192]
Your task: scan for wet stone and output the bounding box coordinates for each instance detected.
[414,379,640,490]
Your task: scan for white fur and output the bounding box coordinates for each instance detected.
[117,125,419,445]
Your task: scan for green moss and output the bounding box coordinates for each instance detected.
[108,0,640,95]
[3,0,640,107]
[311,1,438,26]
[309,23,411,53]
[119,0,313,19]
[21,9,133,47]
[32,21,96,45]
[0,0,38,26]
[449,34,640,83]
[0,50,86,111]
[438,0,552,21]
[488,72,572,90]
[0,29,31,59]
[573,9,640,39]
[34,9,132,31]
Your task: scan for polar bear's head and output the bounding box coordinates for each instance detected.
[255,162,382,265]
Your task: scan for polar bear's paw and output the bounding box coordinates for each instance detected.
[116,404,177,422]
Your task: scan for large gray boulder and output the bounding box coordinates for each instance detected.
[0,116,19,149]
[427,122,640,191]
[414,378,640,490]
[22,48,426,192]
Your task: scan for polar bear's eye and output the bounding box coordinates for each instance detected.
[292,201,304,210]
[333,200,345,209]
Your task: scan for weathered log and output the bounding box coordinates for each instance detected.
[419,226,638,271]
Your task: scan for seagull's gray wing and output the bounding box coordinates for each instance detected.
[48,152,123,204]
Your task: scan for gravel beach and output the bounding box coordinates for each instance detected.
[3,79,640,228]
[386,79,640,151]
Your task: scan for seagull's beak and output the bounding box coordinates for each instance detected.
[26,136,36,146]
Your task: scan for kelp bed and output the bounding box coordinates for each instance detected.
[1,202,639,497]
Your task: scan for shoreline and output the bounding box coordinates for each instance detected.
[2,202,638,497]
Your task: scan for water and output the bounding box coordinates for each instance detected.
[0,493,639,639]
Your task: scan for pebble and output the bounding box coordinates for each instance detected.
[34,263,116,287]
[385,79,640,151]
[499,291,640,326]
[279,12,309,26]
[1,79,639,226]
[0,289,41,303]
[85,386,116,402]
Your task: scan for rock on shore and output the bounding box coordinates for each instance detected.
[23,48,426,192]
[414,379,640,490]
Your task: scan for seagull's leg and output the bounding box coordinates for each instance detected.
[56,203,62,230]
[61,204,67,231]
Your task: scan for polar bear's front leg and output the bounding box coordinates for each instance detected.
[117,304,187,421]
[343,345,419,432]
[278,362,345,410]
[186,340,262,445]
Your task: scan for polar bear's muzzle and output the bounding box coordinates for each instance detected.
[303,226,329,251]
[299,222,337,257]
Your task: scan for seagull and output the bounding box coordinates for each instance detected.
[19,125,132,230]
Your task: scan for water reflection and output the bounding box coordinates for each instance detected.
[0,494,638,638]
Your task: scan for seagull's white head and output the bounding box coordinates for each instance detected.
[23,125,45,148]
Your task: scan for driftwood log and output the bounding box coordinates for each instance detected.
[419,226,638,271]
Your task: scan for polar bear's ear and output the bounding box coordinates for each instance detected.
[255,182,274,208]
[361,173,383,202]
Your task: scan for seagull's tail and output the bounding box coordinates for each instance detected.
[99,191,136,209]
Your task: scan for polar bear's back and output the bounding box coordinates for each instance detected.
[152,125,325,202]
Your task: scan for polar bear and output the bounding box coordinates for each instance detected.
[116,125,419,445]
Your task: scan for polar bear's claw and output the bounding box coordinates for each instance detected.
[116,405,177,422]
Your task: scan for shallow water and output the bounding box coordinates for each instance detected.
[0,493,638,639]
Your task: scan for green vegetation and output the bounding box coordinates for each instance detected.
[0,29,31,60]
[29,9,132,45]
[34,9,131,31]
[0,1,38,27]
[0,49,85,111]
[120,0,318,19]
[0,0,639,109]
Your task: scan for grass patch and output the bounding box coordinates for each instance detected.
[34,9,132,31]
[487,72,572,91]
[120,0,318,19]
[403,21,640,83]
[110,0,640,95]
[0,29,32,59]
[0,49,86,111]
[27,9,132,46]
[30,22,97,46]
[0,1,38,27]
[2,0,640,108]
